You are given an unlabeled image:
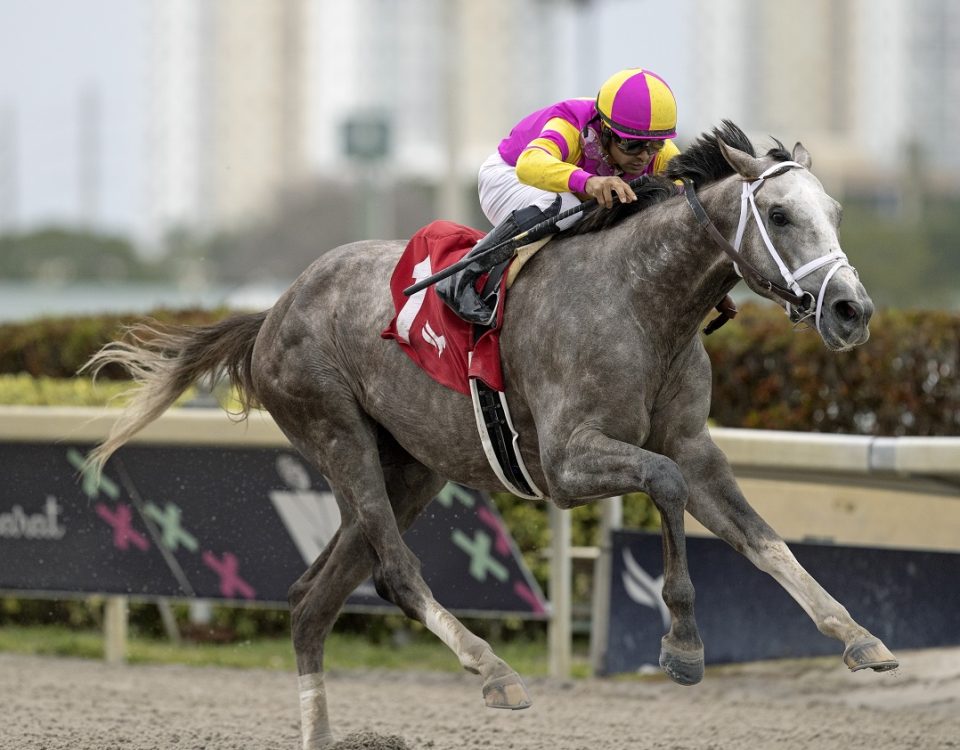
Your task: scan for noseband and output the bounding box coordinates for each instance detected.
[683,161,854,334]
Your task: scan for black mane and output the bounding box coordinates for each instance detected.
[664,120,791,187]
[561,174,678,235]
[564,120,792,236]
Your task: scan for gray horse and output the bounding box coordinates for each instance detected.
[84,122,898,749]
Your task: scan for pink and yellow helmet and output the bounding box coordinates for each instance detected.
[595,68,677,140]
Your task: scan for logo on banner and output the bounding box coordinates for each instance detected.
[67,447,258,599]
[622,548,670,629]
[269,454,341,565]
[0,497,66,540]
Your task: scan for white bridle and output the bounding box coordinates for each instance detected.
[731,161,855,333]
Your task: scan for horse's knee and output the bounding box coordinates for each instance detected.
[286,527,346,612]
[645,457,688,511]
[539,459,599,507]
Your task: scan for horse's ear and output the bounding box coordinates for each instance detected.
[718,139,764,179]
[792,141,812,168]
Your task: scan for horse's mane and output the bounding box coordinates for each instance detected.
[564,120,792,236]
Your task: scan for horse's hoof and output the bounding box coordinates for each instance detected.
[482,671,532,710]
[843,638,899,672]
[301,729,335,749]
[659,641,704,686]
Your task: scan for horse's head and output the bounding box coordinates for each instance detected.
[718,140,873,351]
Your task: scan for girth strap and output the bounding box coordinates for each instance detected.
[469,377,545,500]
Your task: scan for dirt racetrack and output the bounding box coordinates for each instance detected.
[2,647,959,750]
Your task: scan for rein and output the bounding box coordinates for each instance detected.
[683,161,854,334]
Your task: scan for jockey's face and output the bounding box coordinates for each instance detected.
[607,133,664,175]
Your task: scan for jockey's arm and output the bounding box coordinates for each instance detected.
[515,117,592,194]
[652,139,682,172]
[517,141,635,208]
[515,117,682,207]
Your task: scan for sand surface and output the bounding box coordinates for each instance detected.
[2,647,958,749]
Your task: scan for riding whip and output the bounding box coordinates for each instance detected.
[402,176,650,297]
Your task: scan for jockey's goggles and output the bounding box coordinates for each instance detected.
[611,133,665,156]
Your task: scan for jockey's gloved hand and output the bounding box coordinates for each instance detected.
[584,176,638,209]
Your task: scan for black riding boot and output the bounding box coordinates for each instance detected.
[436,199,560,325]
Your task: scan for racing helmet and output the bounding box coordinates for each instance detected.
[595,68,677,140]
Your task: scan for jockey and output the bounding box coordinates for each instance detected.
[437,67,682,324]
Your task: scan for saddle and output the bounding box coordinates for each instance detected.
[382,222,547,499]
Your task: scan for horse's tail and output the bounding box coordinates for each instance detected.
[81,310,268,474]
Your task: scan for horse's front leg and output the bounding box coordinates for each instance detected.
[544,428,704,685]
[669,428,899,672]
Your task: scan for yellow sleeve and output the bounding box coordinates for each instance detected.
[515,117,585,193]
[652,139,681,174]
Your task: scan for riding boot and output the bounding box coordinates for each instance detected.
[436,198,561,325]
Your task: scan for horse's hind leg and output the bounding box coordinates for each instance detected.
[289,460,447,749]
[290,524,367,750]
[360,462,532,711]
[286,403,530,746]
[671,429,898,672]
[418,595,531,710]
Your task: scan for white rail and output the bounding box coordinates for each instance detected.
[6,407,955,480]
[711,427,960,479]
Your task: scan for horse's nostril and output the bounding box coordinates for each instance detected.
[833,300,861,323]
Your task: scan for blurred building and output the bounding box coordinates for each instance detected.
[148,0,573,242]
[146,0,205,245]
[910,0,960,171]
[305,0,566,175]
[143,0,960,244]
[147,0,308,246]
[304,0,561,225]
[689,0,960,198]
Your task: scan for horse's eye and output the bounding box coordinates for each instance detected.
[769,208,789,226]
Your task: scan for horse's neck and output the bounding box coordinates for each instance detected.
[621,180,741,345]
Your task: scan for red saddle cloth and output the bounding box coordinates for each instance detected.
[381,220,508,396]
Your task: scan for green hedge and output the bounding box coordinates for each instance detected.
[0,374,206,408]
[0,374,133,406]
[0,308,231,379]
[704,304,960,436]
[4,304,959,436]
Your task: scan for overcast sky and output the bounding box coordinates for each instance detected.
[0,0,146,234]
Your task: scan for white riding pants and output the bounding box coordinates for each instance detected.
[477,152,584,230]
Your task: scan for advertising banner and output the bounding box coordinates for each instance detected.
[0,442,547,618]
[604,530,960,673]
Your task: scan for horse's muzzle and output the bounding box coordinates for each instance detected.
[823,295,874,350]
